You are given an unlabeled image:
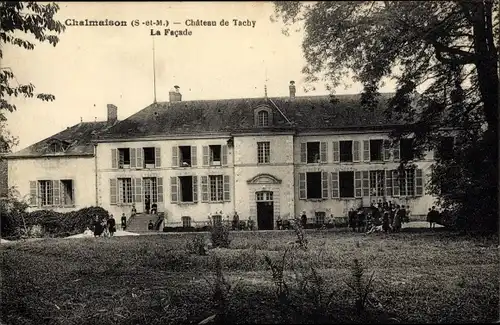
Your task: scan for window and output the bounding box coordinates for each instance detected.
[212,214,222,225]
[179,146,192,167]
[437,136,454,160]
[174,146,196,167]
[315,212,326,225]
[369,171,385,197]
[209,145,222,165]
[182,216,192,228]
[400,138,414,160]
[209,175,224,202]
[179,176,194,202]
[306,172,322,199]
[339,171,354,198]
[307,142,320,163]
[118,148,131,168]
[143,177,158,203]
[118,178,133,203]
[340,141,353,162]
[256,191,273,201]
[143,147,156,167]
[39,180,53,206]
[399,169,415,196]
[257,110,269,127]
[257,142,270,164]
[61,180,74,205]
[369,140,383,161]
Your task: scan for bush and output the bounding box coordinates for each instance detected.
[210,222,231,248]
[185,234,208,255]
[21,206,110,238]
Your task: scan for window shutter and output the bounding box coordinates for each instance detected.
[170,177,178,203]
[202,146,209,166]
[223,175,230,201]
[362,171,370,197]
[392,170,400,196]
[110,178,117,205]
[385,170,393,197]
[134,178,142,202]
[52,180,60,206]
[363,140,370,162]
[332,141,340,163]
[192,176,198,202]
[111,149,118,169]
[172,146,178,167]
[353,141,361,162]
[393,141,400,161]
[321,171,329,198]
[354,171,362,198]
[320,142,328,163]
[299,172,306,199]
[415,169,423,196]
[331,172,339,198]
[383,140,391,161]
[71,180,76,206]
[201,176,209,202]
[222,145,228,166]
[127,148,135,168]
[155,147,162,168]
[157,177,163,202]
[191,146,197,167]
[29,181,37,206]
[136,148,143,169]
[300,143,307,163]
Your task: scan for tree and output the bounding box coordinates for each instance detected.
[0,1,65,152]
[273,1,498,232]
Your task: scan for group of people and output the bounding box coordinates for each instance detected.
[349,200,410,234]
[92,214,117,237]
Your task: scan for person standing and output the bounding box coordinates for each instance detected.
[107,214,116,237]
[145,196,151,214]
[121,213,127,230]
[93,215,103,237]
[382,212,390,233]
[301,211,307,229]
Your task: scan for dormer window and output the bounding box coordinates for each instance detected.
[257,110,269,127]
[254,106,273,127]
[48,139,68,153]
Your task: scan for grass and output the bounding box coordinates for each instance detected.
[1,228,498,324]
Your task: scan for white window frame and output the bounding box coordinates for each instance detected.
[118,178,133,204]
[257,141,270,164]
[209,175,224,202]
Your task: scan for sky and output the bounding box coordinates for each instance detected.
[4,2,396,151]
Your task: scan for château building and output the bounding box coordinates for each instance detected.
[6,82,448,230]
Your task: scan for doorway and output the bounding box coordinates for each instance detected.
[256,191,274,230]
[143,177,157,213]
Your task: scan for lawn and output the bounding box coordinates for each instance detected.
[1,228,498,324]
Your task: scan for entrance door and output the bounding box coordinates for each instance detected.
[143,177,157,212]
[256,191,274,230]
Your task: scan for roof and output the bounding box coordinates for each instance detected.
[7,121,113,158]
[8,92,404,158]
[99,93,400,140]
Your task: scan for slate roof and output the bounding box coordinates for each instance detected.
[98,93,400,140]
[8,93,404,158]
[7,121,113,158]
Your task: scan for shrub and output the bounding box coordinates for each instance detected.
[21,206,110,238]
[210,222,231,248]
[345,259,375,313]
[185,234,208,256]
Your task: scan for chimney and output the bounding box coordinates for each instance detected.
[169,85,182,102]
[107,104,118,124]
[289,80,296,99]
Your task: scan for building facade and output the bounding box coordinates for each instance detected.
[6,84,442,229]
